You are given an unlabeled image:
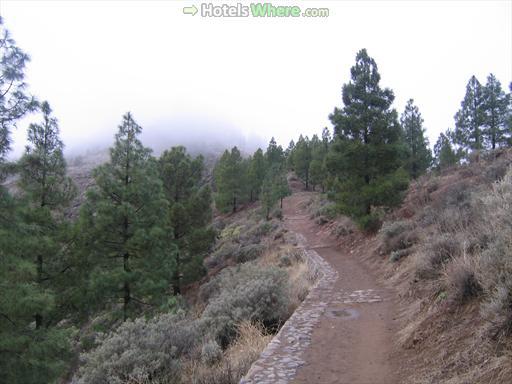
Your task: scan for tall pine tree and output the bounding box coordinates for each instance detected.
[260,165,290,219]
[18,101,76,328]
[400,99,432,178]
[81,113,173,320]
[434,130,459,169]
[292,135,311,190]
[0,16,37,173]
[482,73,510,149]
[454,75,486,156]
[247,148,266,202]
[285,140,295,170]
[214,146,246,213]
[0,104,73,383]
[328,49,408,227]
[0,20,70,382]
[158,146,214,294]
[265,137,285,170]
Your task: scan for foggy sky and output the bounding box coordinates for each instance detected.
[1,0,511,159]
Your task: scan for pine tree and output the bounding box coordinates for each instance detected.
[482,74,510,149]
[328,49,408,226]
[247,148,266,202]
[214,146,246,213]
[454,75,486,156]
[400,99,432,178]
[309,134,328,191]
[273,169,291,209]
[81,113,173,320]
[260,172,276,220]
[158,146,214,294]
[19,101,76,209]
[309,158,327,193]
[265,137,285,169]
[0,104,72,383]
[17,101,76,328]
[158,146,203,203]
[285,140,295,170]
[321,127,331,149]
[293,135,311,190]
[434,130,458,169]
[0,20,70,383]
[0,17,37,173]
[259,166,290,219]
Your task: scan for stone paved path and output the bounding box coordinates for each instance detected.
[240,191,400,384]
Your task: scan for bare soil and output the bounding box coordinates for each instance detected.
[282,187,404,384]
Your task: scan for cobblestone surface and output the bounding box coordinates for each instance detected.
[240,233,338,384]
[239,227,386,384]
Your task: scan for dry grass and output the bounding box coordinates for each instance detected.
[182,321,271,384]
[287,259,313,308]
[377,150,512,383]
[182,206,316,384]
[414,234,464,279]
[260,243,313,312]
[442,256,482,304]
[226,321,272,365]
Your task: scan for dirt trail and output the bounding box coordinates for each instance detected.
[282,190,401,384]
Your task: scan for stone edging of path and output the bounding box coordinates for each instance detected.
[240,233,339,384]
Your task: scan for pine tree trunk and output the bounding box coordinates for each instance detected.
[36,143,47,329]
[173,251,181,295]
[492,119,496,150]
[123,252,131,321]
[280,197,283,209]
[35,254,43,329]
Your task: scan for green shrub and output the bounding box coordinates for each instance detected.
[278,248,304,267]
[381,220,411,239]
[76,313,200,384]
[315,216,329,225]
[201,264,290,346]
[239,222,263,245]
[235,244,266,263]
[380,220,418,254]
[200,340,223,366]
[317,202,338,220]
[332,217,356,237]
[220,224,243,242]
[390,249,411,262]
[255,221,275,236]
[205,243,240,269]
[358,213,382,233]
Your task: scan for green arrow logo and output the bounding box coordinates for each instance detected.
[183,5,198,16]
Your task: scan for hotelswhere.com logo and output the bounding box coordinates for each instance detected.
[183,3,330,18]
